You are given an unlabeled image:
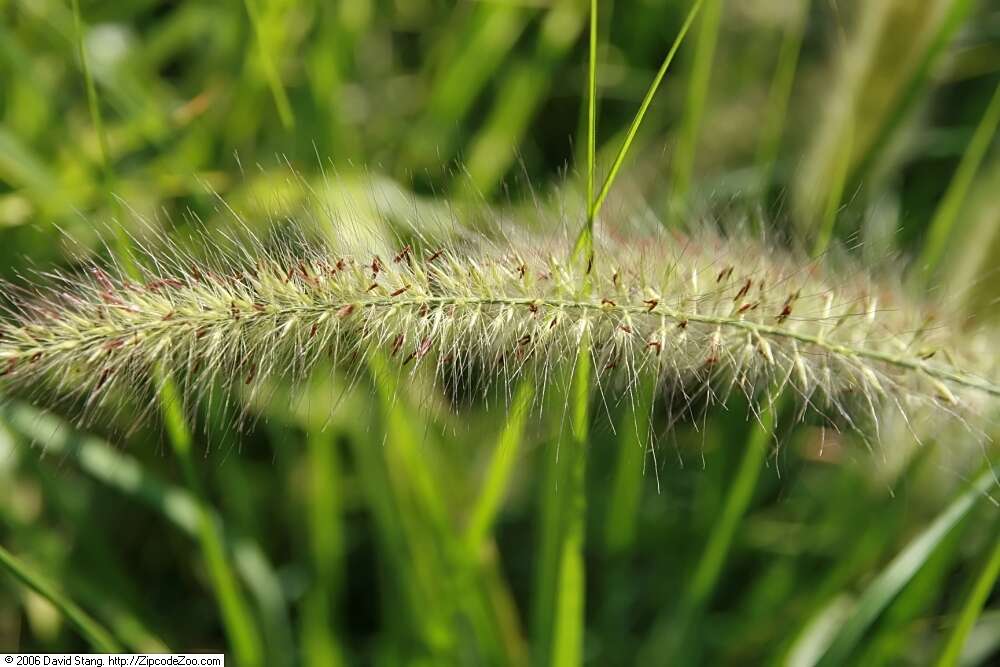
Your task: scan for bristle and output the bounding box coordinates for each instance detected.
[0,224,997,440]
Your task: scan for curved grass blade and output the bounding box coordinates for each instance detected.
[464,381,535,550]
[1,402,290,666]
[920,81,1000,276]
[0,542,121,653]
[815,466,997,667]
[936,520,1000,667]
[850,0,977,189]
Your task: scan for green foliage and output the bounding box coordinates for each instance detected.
[1,1,999,665]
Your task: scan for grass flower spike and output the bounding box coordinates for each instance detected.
[1,221,996,440]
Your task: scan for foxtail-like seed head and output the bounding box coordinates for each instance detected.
[0,220,997,445]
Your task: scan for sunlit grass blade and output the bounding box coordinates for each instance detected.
[936,520,1000,667]
[156,378,265,667]
[851,0,977,187]
[242,0,295,129]
[0,402,291,663]
[465,381,535,550]
[815,465,997,667]
[603,373,655,555]
[667,0,722,224]
[755,0,810,193]
[0,542,121,652]
[920,81,1000,276]
[301,429,346,667]
[813,121,854,257]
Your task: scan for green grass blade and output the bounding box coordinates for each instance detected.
[586,0,598,223]
[301,429,346,667]
[589,0,704,221]
[458,0,587,197]
[1,401,291,664]
[403,4,528,173]
[667,0,722,224]
[367,353,517,662]
[0,542,121,653]
[851,0,977,188]
[813,121,854,258]
[603,373,654,555]
[69,0,133,268]
[70,0,111,178]
[920,81,1000,276]
[158,377,265,667]
[640,400,777,662]
[68,8,264,660]
[755,1,809,193]
[816,466,997,667]
[533,334,592,667]
[551,336,591,667]
[465,381,535,550]
[242,0,295,129]
[936,521,1000,667]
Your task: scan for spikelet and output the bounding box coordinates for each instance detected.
[0,218,997,441]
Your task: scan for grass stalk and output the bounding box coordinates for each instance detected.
[585,0,598,227]
[0,542,122,653]
[589,0,704,222]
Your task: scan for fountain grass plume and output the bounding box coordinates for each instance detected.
[0,213,997,442]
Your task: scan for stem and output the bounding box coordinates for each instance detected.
[590,0,704,220]
[0,542,121,652]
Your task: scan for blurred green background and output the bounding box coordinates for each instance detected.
[1,0,999,664]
